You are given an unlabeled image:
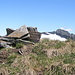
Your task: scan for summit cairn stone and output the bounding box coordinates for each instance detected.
[7,25,30,38]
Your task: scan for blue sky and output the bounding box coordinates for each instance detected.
[0,0,75,35]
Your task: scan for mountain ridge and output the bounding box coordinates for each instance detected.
[41,29,75,41]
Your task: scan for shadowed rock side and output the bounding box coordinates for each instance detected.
[26,27,41,42]
[24,32,41,43]
[6,28,15,36]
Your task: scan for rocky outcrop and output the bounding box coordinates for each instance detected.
[0,25,41,48]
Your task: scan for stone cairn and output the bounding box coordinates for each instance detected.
[0,25,41,48]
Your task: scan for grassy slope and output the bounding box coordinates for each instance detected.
[0,39,75,75]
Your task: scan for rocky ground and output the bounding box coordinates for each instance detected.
[0,39,75,75]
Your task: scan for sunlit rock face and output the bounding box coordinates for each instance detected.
[41,32,67,41]
[7,25,30,38]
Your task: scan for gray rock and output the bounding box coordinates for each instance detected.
[27,27,38,32]
[18,49,23,55]
[0,25,41,48]
[0,42,12,48]
[25,32,41,43]
[6,28,15,36]
[0,37,13,41]
[7,25,30,38]
[0,37,15,44]
[16,39,35,44]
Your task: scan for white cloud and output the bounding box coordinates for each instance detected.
[41,33,67,41]
[60,27,72,31]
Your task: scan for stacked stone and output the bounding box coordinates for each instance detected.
[0,25,41,48]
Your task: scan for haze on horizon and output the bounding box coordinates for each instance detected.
[0,0,75,36]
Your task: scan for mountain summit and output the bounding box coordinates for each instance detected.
[41,29,75,41]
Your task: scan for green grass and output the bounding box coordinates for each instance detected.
[63,53,75,64]
[7,53,17,65]
[16,42,24,49]
[54,41,65,49]
[9,67,20,75]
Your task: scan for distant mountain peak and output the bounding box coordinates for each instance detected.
[41,29,75,41]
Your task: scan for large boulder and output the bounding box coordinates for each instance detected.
[26,27,41,43]
[6,25,30,39]
[24,32,41,43]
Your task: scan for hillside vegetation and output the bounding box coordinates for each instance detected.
[0,39,75,75]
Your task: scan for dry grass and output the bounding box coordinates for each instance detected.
[0,39,75,75]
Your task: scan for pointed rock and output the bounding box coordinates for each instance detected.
[7,25,30,38]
